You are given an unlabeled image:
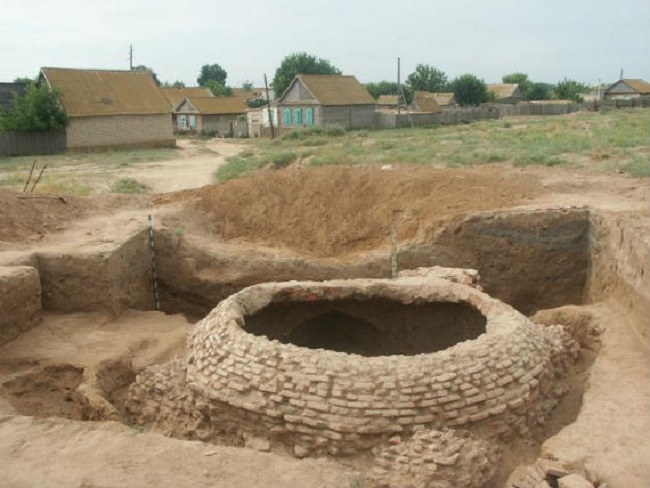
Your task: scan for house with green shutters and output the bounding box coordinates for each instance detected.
[276,74,375,130]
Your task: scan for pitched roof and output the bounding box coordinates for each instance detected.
[231,88,264,101]
[286,75,375,106]
[431,92,456,106]
[161,87,213,108]
[412,91,442,113]
[611,79,650,94]
[178,96,248,115]
[40,68,171,117]
[377,95,399,106]
[0,82,27,113]
[488,83,521,99]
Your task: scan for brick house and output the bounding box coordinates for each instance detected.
[39,68,175,150]
[277,74,376,130]
[174,96,248,136]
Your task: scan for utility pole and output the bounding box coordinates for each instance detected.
[129,44,134,70]
[397,57,402,119]
[264,73,275,139]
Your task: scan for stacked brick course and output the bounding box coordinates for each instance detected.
[127,268,578,457]
[66,114,174,150]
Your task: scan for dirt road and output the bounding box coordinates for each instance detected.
[120,138,245,193]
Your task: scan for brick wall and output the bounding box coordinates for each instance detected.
[127,270,578,456]
[66,114,174,150]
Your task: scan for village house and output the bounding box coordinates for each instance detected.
[487,83,524,104]
[39,68,174,150]
[411,91,442,113]
[276,74,376,130]
[430,92,457,107]
[161,87,214,130]
[174,96,248,136]
[605,79,650,100]
[376,95,400,110]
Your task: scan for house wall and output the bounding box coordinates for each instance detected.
[605,82,643,100]
[282,81,316,102]
[322,105,375,129]
[277,105,323,128]
[66,114,174,150]
[201,114,248,137]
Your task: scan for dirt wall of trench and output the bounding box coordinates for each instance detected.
[155,207,590,318]
[586,213,650,347]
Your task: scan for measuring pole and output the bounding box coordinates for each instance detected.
[147,215,161,311]
[391,223,398,279]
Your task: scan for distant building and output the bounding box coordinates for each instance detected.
[39,67,174,150]
[0,82,28,114]
[605,79,650,100]
[161,87,214,130]
[487,83,523,104]
[376,95,400,110]
[411,91,442,113]
[276,74,376,130]
[174,96,248,136]
[430,92,457,107]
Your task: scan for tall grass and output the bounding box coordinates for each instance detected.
[212,110,649,180]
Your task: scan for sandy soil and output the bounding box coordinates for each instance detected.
[0,135,649,487]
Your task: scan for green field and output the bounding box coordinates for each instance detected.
[216,109,650,181]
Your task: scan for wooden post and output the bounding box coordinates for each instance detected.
[264,74,275,139]
[23,159,37,193]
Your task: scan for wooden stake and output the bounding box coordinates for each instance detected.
[23,159,37,193]
[30,164,48,193]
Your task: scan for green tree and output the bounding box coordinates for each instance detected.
[554,78,590,102]
[197,63,228,87]
[161,80,186,88]
[365,81,398,99]
[450,74,490,106]
[272,52,341,96]
[528,82,553,101]
[133,65,161,86]
[204,80,233,97]
[242,80,254,91]
[405,64,448,93]
[502,72,532,99]
[0,84,67,131]
[13,77,34,84]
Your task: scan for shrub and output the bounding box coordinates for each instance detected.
[110,178,149,194]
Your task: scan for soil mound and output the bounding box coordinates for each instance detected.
[181,165,541,256]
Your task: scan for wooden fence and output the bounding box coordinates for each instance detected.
[0,130,66,157]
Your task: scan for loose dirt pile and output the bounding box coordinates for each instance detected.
[161,165,542,257]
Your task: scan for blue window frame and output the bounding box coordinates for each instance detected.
[305,107,314,126]
[293,108,303,126]
[282,108,292,127]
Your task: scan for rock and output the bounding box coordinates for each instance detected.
[558,474,594,488]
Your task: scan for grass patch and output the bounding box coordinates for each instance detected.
[110,178,149,194]
[215,153,263,181]
[621,155,650,177]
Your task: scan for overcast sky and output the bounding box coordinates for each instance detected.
[2,0,649,88]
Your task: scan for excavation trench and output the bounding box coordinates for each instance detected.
[2,204,648,486]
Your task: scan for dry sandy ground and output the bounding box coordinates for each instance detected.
[0,137,649,487]
[119,138,245,193]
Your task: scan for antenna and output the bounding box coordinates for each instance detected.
[620,67,623,80]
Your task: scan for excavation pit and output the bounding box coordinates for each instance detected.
[244,299,487,356]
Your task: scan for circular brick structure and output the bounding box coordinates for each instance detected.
[170,268,577,455]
